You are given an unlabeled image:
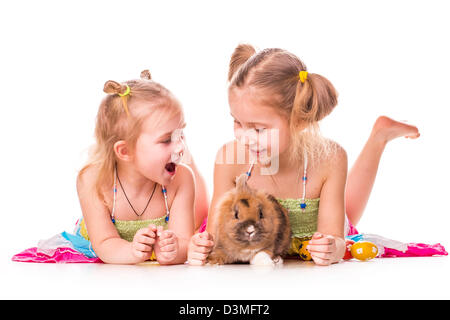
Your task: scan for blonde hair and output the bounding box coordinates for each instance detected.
[228,44,339,166]
[79,70,183,205]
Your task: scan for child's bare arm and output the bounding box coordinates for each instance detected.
[76,166,145,264]
[311,144,348,265]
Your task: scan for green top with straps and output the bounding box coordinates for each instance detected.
[113,198,319,242]
[277,198,320,239]
[78,215,168,242]
[245,155,319,241]
[113,216,168,242]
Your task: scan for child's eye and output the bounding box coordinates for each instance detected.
[162,138,171,144]
[234,120,241,127]
[255,128,266,133]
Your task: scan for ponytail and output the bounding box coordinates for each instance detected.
[228,44,256,82]
[290,72,338,133]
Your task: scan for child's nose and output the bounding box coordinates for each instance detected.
[173,139,185,154]
[170,136,186,164]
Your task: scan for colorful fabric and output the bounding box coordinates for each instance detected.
[12,216,168,264]
[382,243,448,257]
[12,247,101,263]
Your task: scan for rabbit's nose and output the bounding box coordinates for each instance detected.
[246,225,255,236]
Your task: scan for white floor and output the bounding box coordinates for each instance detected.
[2,255,449,300]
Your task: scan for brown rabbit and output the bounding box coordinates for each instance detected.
[207,173,291,265]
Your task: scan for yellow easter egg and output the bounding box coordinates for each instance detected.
[350,241,378,261]
[298,240,312,261]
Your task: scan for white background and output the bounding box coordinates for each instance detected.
[1,0,449,299]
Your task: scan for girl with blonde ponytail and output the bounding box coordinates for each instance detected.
[188,44,421,266]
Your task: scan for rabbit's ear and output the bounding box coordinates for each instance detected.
[235,173,250,192]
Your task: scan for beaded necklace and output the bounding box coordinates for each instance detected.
[111,164,171,223]
[246,154,308,211]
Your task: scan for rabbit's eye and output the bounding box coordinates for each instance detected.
[234,209,239,219]
[259,208,264,219]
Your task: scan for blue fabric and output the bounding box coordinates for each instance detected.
[346,234,364,242]
[61,231,97,258]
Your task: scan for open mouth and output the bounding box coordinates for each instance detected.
[165,162,177,175]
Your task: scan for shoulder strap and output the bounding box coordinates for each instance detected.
[245,160,255,179]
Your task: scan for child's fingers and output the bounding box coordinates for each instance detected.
[133,250,152,260]
[159,236,176,247]
[188,252,209,263]
[194,235,214,247]
[188,259,205,266]
[133,241,153,253]
[311,253,331,266]
[309,251,332,260]
[308,235,334,246]
[156,226,164,237]
[307,244,333,253]
[194,244,212,254]
[160,243,177,252]
[136,234,156,246]
[312,232,323,239]
[136,226,156,239]
[159,229,175,240]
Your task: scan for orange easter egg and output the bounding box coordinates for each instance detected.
[350,241,378,261]
[298,240,312,261]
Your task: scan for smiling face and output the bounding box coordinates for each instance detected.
[133,112,186,186]
[228,86,291,167]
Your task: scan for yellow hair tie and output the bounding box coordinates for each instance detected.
[299,71,308,83]
[118,85,131,97]
[118,85,131,117]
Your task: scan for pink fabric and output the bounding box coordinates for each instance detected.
[347,220,359,236]
[12,247,102,263]
[381,243,448,258]
[199,217,208,233]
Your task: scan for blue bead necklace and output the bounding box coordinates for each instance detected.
[300,154,308,211]
[245,153,308,212]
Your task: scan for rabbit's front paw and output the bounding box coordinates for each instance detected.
[250,251,275,266]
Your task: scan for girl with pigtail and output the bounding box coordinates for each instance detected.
[14,70,210,265]
[188,44,424,266]
[75,70,212,264]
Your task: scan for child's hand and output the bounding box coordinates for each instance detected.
[307,232,337,266]
[131,224,157,262]
[155,226,179,264]
[187,231,214,266]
